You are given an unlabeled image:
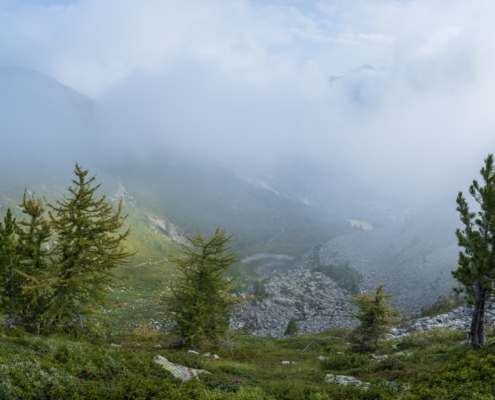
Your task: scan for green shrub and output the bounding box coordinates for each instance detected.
[207,378,247,393]
[371,355,405,371]
[420,294,461,317]
[166,350,206,370]
[400,328,466,350]
[403,350,495,398]
[130,320,162,342]
[284,318,299,336]
[349,285,399,353]
[6,320,495,399]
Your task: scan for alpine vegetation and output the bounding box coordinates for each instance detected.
[453,153,495,347]
[349,284,399,353]
[0,164,131,336]
[164,228,239,348]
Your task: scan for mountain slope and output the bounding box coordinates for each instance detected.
[316,210,459,313]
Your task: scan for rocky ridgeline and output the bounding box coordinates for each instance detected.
[230,266,357,337]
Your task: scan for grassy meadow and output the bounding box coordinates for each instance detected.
[2,323,495,399]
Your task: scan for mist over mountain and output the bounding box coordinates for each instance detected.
[0,66,416,254]
[0,64,461,250]
[317,207,460,312]
[0,63,466,318]
[3,0,495,318]
[0,66,96,169]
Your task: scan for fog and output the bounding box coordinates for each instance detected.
[1,0,495,210]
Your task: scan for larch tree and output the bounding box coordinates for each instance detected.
[165,228,237,348]
[15,192,53,333]
[0,209,21,328]
[46,164,131,335]
[453,153,495,347]
[349,284,399,353]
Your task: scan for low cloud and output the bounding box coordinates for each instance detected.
[1,0,495,206]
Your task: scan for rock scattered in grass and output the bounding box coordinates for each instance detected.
[325,374,370,389]
[154,355,210,381]
[371,353,388,361]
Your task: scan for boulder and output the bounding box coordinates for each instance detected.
[154,355,210,381]
[326,374,370,389]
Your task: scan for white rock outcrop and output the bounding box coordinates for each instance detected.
[154,355,210,381]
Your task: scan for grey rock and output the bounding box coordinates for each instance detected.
[316,218,459,314]
[326,374,370,389]
[273,298,295,306]
[371,354,388,361]
[154,356,210,381]
[230,265,357,337]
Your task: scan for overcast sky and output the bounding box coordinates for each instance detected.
[1,0,494,205]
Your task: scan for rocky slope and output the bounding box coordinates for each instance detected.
[316,212,459,313]
[387,306,477,340]
[230,266,357,337]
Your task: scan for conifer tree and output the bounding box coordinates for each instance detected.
[15,192,52,332]
[349,284,398,353]
[453,154,495,347]
[284,318,298,336]
[165,228,237,348]
[46,164,131,335]
[0,209,21,328]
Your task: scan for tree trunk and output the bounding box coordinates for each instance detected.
[470,280,486,347]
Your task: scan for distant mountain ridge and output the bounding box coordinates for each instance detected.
[0,65,96,167]
[0,66,93,109]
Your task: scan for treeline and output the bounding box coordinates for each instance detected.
[0,164,130,336]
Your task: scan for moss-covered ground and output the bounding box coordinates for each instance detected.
[3,324,495,399]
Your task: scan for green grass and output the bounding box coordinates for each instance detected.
[101,202,184,331]
[4,325,495,399]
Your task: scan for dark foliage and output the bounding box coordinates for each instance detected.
[314,263,362,294]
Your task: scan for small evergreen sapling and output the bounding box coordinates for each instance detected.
[349,284,398,353]
[284,318,298,336]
